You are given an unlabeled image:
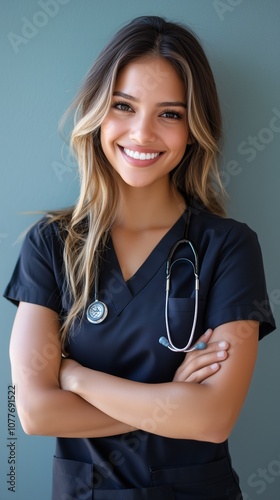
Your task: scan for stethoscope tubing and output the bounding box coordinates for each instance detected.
[163,239,200,352]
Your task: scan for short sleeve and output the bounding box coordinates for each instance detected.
[3,219,64,314]
[204,223,276,340]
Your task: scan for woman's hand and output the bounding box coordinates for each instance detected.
[173,329,229,383]
[59,358,82,392]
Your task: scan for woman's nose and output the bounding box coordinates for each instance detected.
[129,114,156,144]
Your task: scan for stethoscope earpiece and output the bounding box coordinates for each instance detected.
[159,337,207,352]
[193,341,207,350]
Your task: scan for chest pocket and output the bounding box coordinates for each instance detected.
[167,298,206,348]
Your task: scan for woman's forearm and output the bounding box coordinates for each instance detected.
[10,303,136,438]
[16,385,136,438]
[68,367,216,441]
[63,321,258,443]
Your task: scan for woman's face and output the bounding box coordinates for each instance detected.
[100,56,189,190]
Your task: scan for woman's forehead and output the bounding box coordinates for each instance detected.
[114,57,186,102]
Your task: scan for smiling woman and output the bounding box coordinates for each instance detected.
[100,57,189,189]
[4,15,276,500]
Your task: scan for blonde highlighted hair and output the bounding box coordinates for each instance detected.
[50,16,225,349]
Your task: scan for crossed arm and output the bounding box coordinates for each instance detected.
[10,302,259,442]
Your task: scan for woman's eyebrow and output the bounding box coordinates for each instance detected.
[158,101,187,108]
[113,91,139,102]
[113,91,186,108]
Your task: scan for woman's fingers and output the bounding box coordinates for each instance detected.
[198,328,214,345]
[173,336,230,382]
[184,362,221,383]
[173,348,228,382]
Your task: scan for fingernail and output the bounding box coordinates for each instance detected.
[218,341,227,348]
[210,363,219,370]
[204,329,212,336]
[217,350,226,358]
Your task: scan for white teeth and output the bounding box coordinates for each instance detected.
[123,148,160,160]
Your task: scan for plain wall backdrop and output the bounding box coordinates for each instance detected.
[1,1,279,499]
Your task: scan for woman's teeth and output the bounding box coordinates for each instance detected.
[123,148,160,160]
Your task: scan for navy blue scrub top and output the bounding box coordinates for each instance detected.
[4,206,276,500]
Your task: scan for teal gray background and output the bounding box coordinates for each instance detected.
[1,1,279,499]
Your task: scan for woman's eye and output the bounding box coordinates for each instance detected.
[113,102,132,112]
[161,110,183,120]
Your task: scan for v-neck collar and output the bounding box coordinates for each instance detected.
[102,211,187,315]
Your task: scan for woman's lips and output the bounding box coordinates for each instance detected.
[118,146,164,166]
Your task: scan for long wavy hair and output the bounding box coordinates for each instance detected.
[50,16,225,349]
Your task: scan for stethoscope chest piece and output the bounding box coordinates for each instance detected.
[86,300,108,324]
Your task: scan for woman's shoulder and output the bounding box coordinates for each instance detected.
[189,205,261,259]
[23,210,75,250]
[191,205,257,240]
[25,216,63,242]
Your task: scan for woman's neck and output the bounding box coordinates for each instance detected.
[114,180,186,231]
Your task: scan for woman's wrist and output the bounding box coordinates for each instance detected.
[60,359,87,394]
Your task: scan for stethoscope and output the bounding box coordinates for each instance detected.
[86,207,207,353]
[86,274,108,324]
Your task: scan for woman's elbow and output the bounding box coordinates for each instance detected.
[201,409,237,444]
[20,419,38,436]
[16,401,45,435]
[203,427,231,444]
[172,415,233,443]
[15,390,57,436]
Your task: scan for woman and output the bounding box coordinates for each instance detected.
[5,16,275,499]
